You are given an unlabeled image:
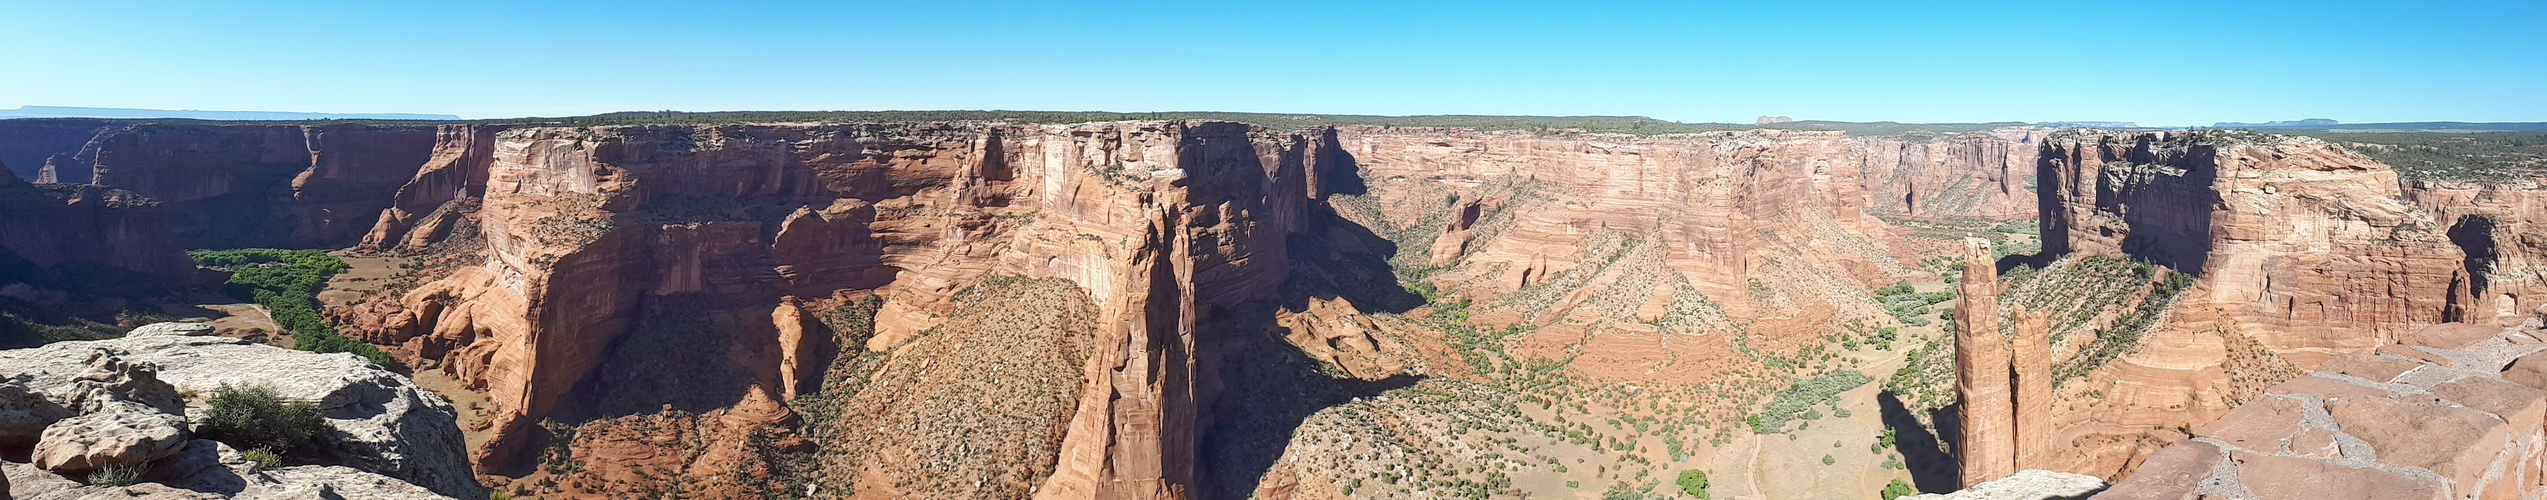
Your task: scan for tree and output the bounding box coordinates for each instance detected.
[1882,478,1918,500]
[1675,470,1710,499]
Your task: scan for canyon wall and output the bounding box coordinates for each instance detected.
[0,121,438,248]
[2401,181,2547,324]
[327,121,1341,498]
[1856,128,2046,220]
[2040,130,2468,368]
[0,163,201,288]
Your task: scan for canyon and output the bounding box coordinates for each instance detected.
[1,115,2542,499]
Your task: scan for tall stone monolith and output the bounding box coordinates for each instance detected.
[2012,304,2053,470]
[1955,238,2015,487]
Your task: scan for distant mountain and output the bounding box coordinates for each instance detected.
[0,106,460,121]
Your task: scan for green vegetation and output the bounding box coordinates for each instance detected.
[195,385,332,460]
[2053,270,2197,384]
[1674,470,1710,499]
[1821,454,1836,465]
[2279,130,2547,182]
[241,448,283,469]
[1876,282,1953,327]
[189,249,398,368]
[1751,371,1869,433]
[1882,478,1919,499]
[86,464,147,486]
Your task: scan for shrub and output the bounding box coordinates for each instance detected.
[1675,470,1709,499]
[87,464,147,486]
[1821,454,1836,465]
[241,448,283,469]
[196,385,332,458]
[1882,478,1919,499]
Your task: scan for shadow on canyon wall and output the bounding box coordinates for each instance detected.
[1200,148,1428,499]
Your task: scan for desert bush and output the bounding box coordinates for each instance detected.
[1675,470,1709,499]
[1882,478,1918,499]
[196,384,332,458]
[86,464,146,486]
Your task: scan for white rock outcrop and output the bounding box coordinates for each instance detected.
[7,440,451,499]
[0,323,480,499]
[1909,469,2107,500]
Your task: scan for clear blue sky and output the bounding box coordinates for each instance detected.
[2,0,2540,125]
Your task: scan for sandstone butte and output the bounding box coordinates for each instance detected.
[3,120,2545,498]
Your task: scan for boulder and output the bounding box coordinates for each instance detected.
[30,411,187,472]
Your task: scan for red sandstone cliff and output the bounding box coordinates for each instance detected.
[329,121,1341,499]
[1855,128,2045,220]
[0,163,200,287]
[2040,130,2467,368]
[2,123,440,248]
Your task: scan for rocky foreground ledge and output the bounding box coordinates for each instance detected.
[2095,321,2547,499]
[0,322,477,499]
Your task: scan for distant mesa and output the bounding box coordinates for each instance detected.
[0,105,461,121]
[1755,115,1794,125]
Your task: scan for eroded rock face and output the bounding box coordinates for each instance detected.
[1959,239,2017,487]
[327,121,1334,498]
[2040,130,2465,368]
[0,324,479,498]
[2,123,437,249]
[1856,128,2046,220]
[1274,298,1412,382]
[2097,322,2547,499]
[0,171,202,287]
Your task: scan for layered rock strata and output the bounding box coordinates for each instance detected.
[1958,239,2016,487]
[0,164,201,287]
[2039,130,2466,368]
[2399,181,2547,324]
[2012,305,2054,470]
[0,122,437,248]
[329,121,1340,498]
[2096,322,2547,499]
[1856,128,2046,220]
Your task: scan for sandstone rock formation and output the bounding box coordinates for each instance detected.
[2013,305,2053,470]
[0,323,479,498]
[1857,128,2043,220]
[1958,239,2016,486]
[323,121,1340,498]
[0,122,438,248]
[2400,180,2547,324]
[2040,130,2465,368]
[0,167,202,287]
[2096,322,2547,499]
[1273,298,1412,381]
